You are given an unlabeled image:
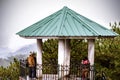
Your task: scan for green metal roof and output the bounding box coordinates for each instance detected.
[17,6,118,39]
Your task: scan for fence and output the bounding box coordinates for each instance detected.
[20,60,95,80]
[19,59,28,79]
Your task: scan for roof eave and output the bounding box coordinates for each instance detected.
[19,35,117,39]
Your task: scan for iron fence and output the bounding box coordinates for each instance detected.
[20,60,95,80]
[19,59,28,79]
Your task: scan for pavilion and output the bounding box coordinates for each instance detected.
[17,6,118,80]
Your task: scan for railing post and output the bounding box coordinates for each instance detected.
[37,64,42,80]
[58,65,69,80]
[20,59,28,80]
[90,65,95,80]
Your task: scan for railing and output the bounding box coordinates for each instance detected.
[19,60,95,80]
[37,64,95,80]
[19,59,28,79]
[95,71,107,80]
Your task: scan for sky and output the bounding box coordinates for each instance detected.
[0,0,120,52]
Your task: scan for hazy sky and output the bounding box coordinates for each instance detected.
[0,0,120,51]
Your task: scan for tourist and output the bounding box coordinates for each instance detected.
[81,57,90,80]
[27,52,36,79]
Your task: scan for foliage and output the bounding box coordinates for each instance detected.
[42,39,58,74]
[95,22,120,80]
[70,39,88,65]
[0,58,20,80]
[110,22,120,34]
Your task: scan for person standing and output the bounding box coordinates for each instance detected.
[81,57,90,80]
[28,52,36,79]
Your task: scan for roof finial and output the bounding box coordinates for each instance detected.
[63,6,68,9]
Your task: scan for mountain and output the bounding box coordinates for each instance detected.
[0,43,38,67]
[13,43,38,57]
[0,58,10,67]
[0,47,12,59]
[0,43,37,58]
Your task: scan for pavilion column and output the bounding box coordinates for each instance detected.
[36,39,42,79]
[88,39,95,80]
[64,39,70,66]
[58,39,70,79]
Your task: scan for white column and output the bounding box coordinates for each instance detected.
[58,39,65,65]
[88,39,95,65]
[88,39,95,80]
[64,39,70,66]
[64,39,70,78]
[36,39,42,78]
[58,39,70,79]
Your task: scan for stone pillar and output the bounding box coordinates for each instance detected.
[88,39,95,80]
[58,39,70,79]
[36,39,42,79]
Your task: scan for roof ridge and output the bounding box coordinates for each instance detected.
[56,6,68,35]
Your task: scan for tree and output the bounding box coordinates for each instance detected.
[95,22,120,80]
[42,39,58,73]
[0,58,20,80]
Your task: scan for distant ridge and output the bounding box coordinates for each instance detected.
[0,43,37,67]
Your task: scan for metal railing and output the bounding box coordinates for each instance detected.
[19,60,95,80]
[19,59,28,79]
